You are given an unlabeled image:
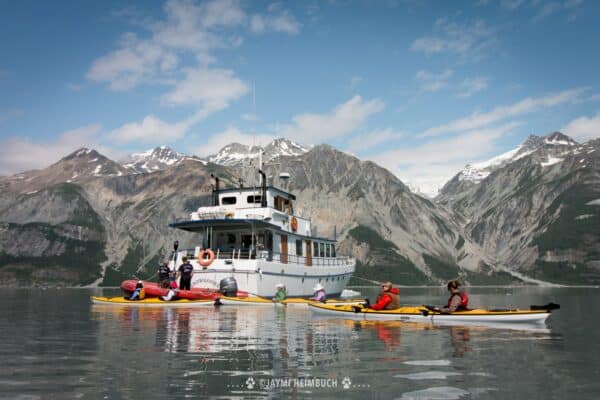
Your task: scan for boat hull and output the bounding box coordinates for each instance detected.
[91,296,215,307]
[309,304,552,324]
[176,258,355,297]
[217,296,363,307]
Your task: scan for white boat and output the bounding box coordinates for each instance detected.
[168,170,356,297]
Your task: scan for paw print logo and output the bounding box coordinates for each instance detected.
[341,376,352,389]
[246,377,255,389]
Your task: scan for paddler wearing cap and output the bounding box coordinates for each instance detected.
[369,281,399,310]
[309,283,327,302]
[272,283,287,302]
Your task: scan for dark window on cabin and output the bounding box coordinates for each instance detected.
[313,242,319,258]
[319,243,325,258]
[331,244,336,258]
[247,195,262,204]
[325,244,331,258]
[296,240,303,256]
[221,196,237,205]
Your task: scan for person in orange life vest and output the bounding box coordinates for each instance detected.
[369,281,400,310]
[435,280,469,313]
[129,280,145,300]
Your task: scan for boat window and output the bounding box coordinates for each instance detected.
[313,242,319,257]
[227,233,236,244]
[241,235,252,249]
[331,244,336,258]
[296,239,303,256]
[319,243,325,258]
[221,196,237,205]
[325,244,331,258]
[247,195,262,204]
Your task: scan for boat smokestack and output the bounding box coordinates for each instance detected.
[211,174,220,206]
[258,169,267,207]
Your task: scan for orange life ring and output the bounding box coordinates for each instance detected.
[291,217,298,232]
[198,249,215,267]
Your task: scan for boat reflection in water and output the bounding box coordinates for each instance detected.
[90,304,555,397]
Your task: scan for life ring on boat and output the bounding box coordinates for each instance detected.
[198,249,215,267]
[291,217,298,232]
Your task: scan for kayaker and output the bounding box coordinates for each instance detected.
[157,262,171,288]
[309,283,327,302]
[369,281,400,310]
[128,280,145,300]
[177,257,194,291]
[272,283,286,302]
[435,280,469,313]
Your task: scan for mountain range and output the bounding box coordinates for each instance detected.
[0,135,598,287]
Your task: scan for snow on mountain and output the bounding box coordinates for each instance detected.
[123,146,205,173]
[457,132,578,184]
[208,138,308,167]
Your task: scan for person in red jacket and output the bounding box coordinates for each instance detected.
[434,280,469,313]
[369,281,400,310]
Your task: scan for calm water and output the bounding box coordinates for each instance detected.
[1,287,599,400]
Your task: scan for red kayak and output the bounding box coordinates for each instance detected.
[120,280,248,300]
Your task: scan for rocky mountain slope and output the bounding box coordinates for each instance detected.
[0,133,597,287]
[437,132,600,284]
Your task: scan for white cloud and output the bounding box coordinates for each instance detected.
[194,127,275,156]
[411,18,494,60]
[457,77,488,98]
[0,124,111,175]
[422,87,586,137]
[562,112,600,142]
[533,2,561,21]
[501,0,525,10]
[250,4,301,34]
[350,75,362,89]
[88,0,300,90]
[372,122,520,197]
[415,69,453,92]
[242,113,259,121]
[67,83,82,92]
[345,128,405,153]
[277,95,384,143]
[162,67,249,107]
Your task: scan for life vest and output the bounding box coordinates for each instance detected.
[139,288,146,300]
[385,291,400,310]
[447,291,468,310]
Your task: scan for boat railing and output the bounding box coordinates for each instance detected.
[176,248,352,266]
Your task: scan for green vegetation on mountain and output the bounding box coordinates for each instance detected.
[0,222,105,286]
[348,226,430,285]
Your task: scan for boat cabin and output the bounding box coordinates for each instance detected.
[170,186,340,266]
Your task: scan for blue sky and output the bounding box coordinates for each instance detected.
[1,0,599,195]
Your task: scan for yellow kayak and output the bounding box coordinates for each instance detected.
[309,303,558,324]
[91,296,215,307]
[216,296,363,307]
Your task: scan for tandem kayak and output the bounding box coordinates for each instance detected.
[309,303,560,324]
[91,296,215,307]
[120,280,248,300]
[216,296,364,307]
